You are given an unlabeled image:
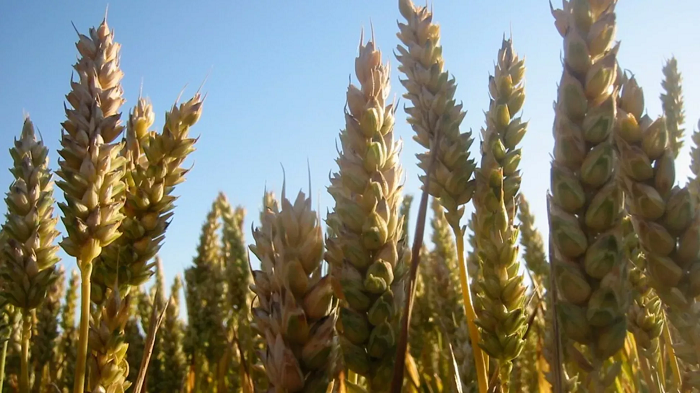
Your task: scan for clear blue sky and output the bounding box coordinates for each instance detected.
[1,1,699,314]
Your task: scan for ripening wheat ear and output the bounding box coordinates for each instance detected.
[0,117,61,393]
[94,93,202,303]
[394,1,486,390]
[85,93,202,390]
[471,37,528,391]
[549,0,628,390]
[249,186,335,391]
[324,30,411,391]
[56,18,127,393]
[614,75,700,391]
[660,57,685,158]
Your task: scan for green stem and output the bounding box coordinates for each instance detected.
[73,260,92,393]
[20,312,31,393]
[0,339,8,392]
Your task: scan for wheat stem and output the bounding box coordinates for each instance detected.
[74,261,92,393]
[455,230,488,393]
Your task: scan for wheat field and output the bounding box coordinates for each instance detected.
[0,0,699,392]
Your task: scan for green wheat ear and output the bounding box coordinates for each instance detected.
[472,38,528,392]
[0,117,61,393]
[549,0,628,390]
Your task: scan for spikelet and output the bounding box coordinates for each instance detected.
[249,187,335,392]
[324,32,410,390]
[549,1,628,388]
[471,38,528,391]
[660,57,685,158]
[614,75,700,390]
[93,94,202,303]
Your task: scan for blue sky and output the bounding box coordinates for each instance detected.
[1,1,699,315]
